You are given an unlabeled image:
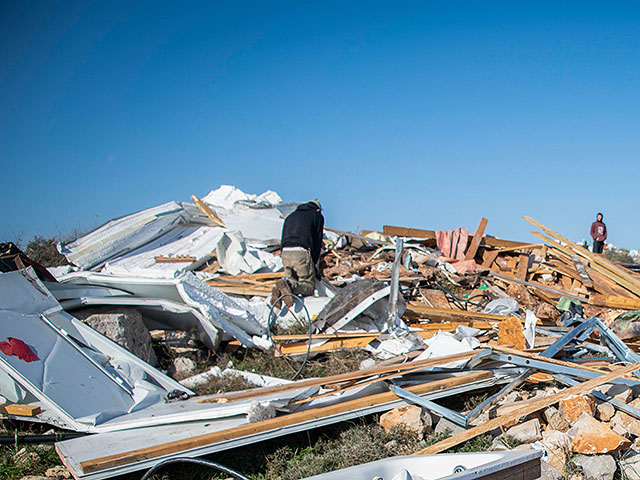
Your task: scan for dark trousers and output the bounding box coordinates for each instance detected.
[593,240,604,254]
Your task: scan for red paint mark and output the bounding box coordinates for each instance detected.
[0,337,39,362]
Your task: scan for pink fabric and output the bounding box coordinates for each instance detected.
[450,259,477,274]
[0,337,39,362]
[436,228,469,261]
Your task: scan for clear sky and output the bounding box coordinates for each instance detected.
[2,1,639,249]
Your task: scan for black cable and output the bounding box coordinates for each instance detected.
[140,457,254,480]
[267,292,313,380]
[0,433,86,444]
[433,281,487,310]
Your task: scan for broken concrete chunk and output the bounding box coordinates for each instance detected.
[45,465,72,479]
[490,436,509,451]
[596,402,616,422]
[505,418,542,444]
[380,405,426,435]
[544,406,570,432]
[547,451,568,476]
[541,429,571,456]
[573,454,616,480]
[611,411,640,438]
[433,417,466,436]
[569,412,631,454]
[620,452,640,480]
[168,356,197,379]
[540,461,563,480]
[604,384,633,404]
[560,395,596,424]
[75,307,157,366]
[501,391,522,405]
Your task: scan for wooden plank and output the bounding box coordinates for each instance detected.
[532,232,632,298]
[464,217,489,261]
[487,271,588,302]
[199,349,486,404]
[80,371,493,473]
[516,254,530,281]
[407,304,510,323]
[571,255,594,289]
[275,336,374,355]
[590,294,640,310]
[203,283,271,297]
[154,255,197,263]
[0,404,41,416]
[419,289,452,309]
[230,272,285,281]
[490,243,544,254]
[481,250,500,269]
[415,360,640,455]
[525,216,640,298]
[191,195,226,227]
[324,227,388,245]
[382,225,528,249]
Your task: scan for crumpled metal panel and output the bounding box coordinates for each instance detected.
[0,269,193,431]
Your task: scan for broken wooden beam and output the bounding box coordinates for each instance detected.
[382,225,528,249]
[464,217,489,261]
[154,255,197,263]
[191,195,226,227]
[79,371,493,473]
[0,404,41,416]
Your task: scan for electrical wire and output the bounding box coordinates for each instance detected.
[267,292,313,380]
[433,280,489,310]
[140,457,254,480]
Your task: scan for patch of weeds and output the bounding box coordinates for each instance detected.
[24,235,68,267]
[495,435,523,450]
[438,386,499,413]
[423,430,450,447]
[462,392,490,412]
[451,434,493,453]
[227,348,371,381]
[0,421,65,480]
[562,452,581,480]
[0,443,62,480]
[264,420,421,480]
[303,349,371,378]
[192,372,259,396]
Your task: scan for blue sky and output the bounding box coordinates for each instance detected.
[2,1,639,249]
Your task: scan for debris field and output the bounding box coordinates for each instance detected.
[4,185,640,480]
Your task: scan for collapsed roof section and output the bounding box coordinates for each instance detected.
[58,185,299,278]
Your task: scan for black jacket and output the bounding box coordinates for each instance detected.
[281,203,324,263]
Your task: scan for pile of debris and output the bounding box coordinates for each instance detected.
[4,185,640,480]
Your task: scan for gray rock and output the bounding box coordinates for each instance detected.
[74,307,157,365]
[597,402,616,422]
[169,356,197,379]
[433,417,466,436]
[490,436,509,451]
[505,418,542,444]
[573,454,616,480]
[501,391,522,405]
[544,406,570,432]
[621,452,640,480]
[540,461,563,480]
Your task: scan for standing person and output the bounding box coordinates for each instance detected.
[271,200,324,307]
[590,212,607,254]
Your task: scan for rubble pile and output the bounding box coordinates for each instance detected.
[3,185,640,480]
